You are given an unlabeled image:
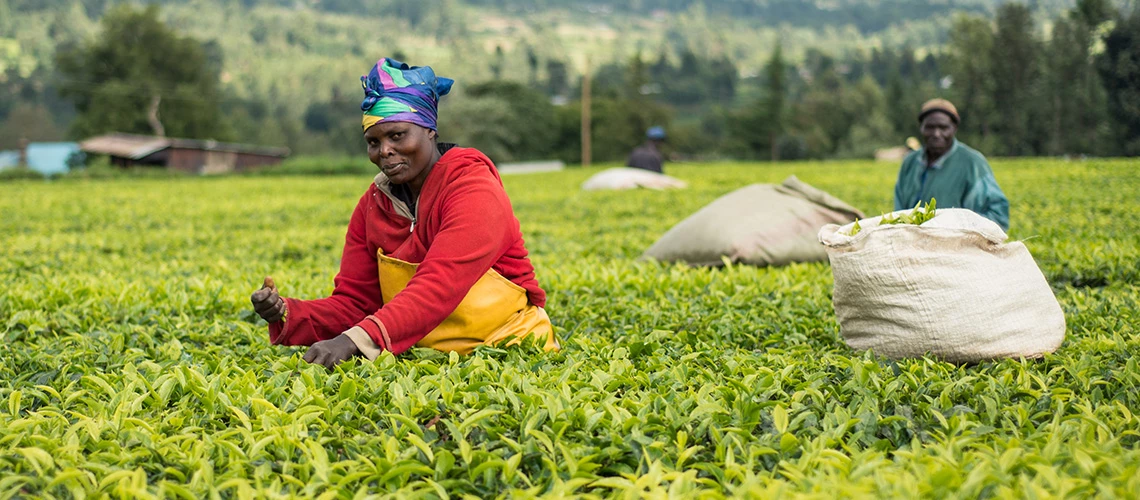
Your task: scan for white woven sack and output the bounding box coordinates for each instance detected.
[581,167,687,191]
[818,208,1065,363]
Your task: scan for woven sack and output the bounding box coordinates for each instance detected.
[581,167,687,191]
[818,208,1065,362]
[642,176,863,266]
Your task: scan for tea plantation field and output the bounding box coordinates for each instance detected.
[1,159,1138,498]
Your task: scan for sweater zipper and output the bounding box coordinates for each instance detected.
[409,190,422,233]
[410,201,418,233]
[375,188,420,233]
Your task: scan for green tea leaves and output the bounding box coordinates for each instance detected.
[845,198,937,236]
[0,161,1137,496]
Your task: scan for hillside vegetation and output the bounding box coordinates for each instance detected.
[6,0,1139,162]
[1,0,1080,109]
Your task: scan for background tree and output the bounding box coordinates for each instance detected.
[1074,0,1115,27]
[990,3,1043,156]
[54,4,229,140]
[883,70,909,139]
[300,94,365,156]
[763,44,787,161]
[491,45,505,80]
[1097,9,1140,155]
[0,65,72,149]
[838,76,895,158]
[788,53,861,158]
[588,97,671,163]
[725,45,789,161]
[446,80,559,163]
[947,14,998,152]
[0,0,11,34]
[525,45,539,86]
[546,59,570,98]
[1044,2,1110,156]
[0,104,61,148]
[627,53,650,100]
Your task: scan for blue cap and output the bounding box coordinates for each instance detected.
[646,126,666,140]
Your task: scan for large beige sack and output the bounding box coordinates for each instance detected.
[581,167,687,191]
[818,208,1066,362]
[642,176,863,266]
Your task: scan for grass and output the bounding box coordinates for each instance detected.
[1,158,1138,497]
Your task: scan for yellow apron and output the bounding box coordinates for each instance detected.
[378,252,559,354]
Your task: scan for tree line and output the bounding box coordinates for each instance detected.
[719,0,1140,160]
[2,0,1139,164]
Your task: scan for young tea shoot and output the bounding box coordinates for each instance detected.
[846,198,937,236]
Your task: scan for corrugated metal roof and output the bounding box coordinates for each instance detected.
[80,133,289,159]
[80,134,171,159]
[169,138,289,157]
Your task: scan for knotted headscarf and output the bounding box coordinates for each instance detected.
[361,58,454,132]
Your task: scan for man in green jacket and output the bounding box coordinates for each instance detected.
[894,99,1010,231]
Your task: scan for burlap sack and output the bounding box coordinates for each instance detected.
[818,208,1066,362]
[581,167,687,191]
[642,176,863,266]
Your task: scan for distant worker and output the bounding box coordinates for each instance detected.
[626,126,667,173]
[250,58,559,369]
[894,99,1010,231]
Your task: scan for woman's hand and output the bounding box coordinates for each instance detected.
[303,334,362,369]
[251,276,287,323]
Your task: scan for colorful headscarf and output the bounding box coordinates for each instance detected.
[361,58,454,132]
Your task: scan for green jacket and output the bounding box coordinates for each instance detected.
[893,140,1010,231]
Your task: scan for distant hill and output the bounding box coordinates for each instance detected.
[4,1,1083,77]
[0,0,1085,145]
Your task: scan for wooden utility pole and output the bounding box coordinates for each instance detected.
[580,59,591,168]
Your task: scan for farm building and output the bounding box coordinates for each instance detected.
[79,133,289,174]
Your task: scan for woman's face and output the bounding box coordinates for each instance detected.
[365,121,438,189]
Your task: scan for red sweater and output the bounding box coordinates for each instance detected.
[269,147,545,354]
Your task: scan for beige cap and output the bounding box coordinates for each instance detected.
[919,98,959,124]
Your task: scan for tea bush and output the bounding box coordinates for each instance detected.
[1,159,1137,498]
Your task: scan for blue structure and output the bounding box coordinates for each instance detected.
[0,142,81,176]
[0,151,17,169]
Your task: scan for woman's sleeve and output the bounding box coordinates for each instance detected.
[268,190,382,346]
[351,174,514,355]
